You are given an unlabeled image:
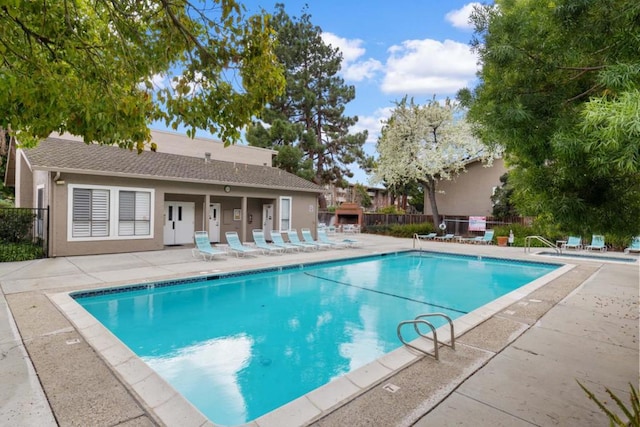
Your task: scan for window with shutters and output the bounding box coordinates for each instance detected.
[68,185,154,241]
[118,191,151,236]
[279,197,292,231]
[72,188,110,237]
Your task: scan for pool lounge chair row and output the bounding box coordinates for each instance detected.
[416,230,495,244]
[561,235,607,252]
[192,229,361,260]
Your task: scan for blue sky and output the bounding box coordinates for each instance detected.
[152,1,482,184]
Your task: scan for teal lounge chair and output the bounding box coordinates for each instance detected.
[225,231,260,257]
[461,230,493,244]
[477,229,494,244]
[252,229,285,255]
[585,234,606,252]
[624,236,640,254]
[286,230,318,250]
[562,236,582,250]
[416,232,437,240]
[192,231,226,260]
[301,228,332,249]
[317,229,350,248]
[271,231,301,252]
[436,233,455,241]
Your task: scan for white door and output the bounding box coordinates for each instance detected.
[163,202,195,245]
[262,204,274,240]
[208,203,221,242]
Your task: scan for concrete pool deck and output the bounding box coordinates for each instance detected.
[1,234,638,426]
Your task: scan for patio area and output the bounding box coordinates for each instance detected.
[1,234,638,426]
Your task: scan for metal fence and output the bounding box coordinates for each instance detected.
[0,207,49,260]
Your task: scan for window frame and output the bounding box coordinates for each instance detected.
[279,196,292,231]
[67,184,155,241]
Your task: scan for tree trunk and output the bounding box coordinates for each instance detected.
[318,193,327,210]
[423,179,441,232]
[0,128,7,157]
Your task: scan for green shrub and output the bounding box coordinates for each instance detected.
[367,222,435,238]
[0,242,44,262]
[0,209,35,243]
[376,205,405,214]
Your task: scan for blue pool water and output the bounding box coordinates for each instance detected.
[74,251,558,425]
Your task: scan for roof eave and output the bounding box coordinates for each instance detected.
[30,165,324,194]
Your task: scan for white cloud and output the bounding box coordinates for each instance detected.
[321,32,383,82]
[351,107,394,145]
[170,71,205,96]
[150,73,166,89]
[445,2,481,31]
[342,58,384,81]
[322,32,365,63]
[381,39,478,96]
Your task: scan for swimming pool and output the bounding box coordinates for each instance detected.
[71,251,560,425]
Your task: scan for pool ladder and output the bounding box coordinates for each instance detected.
[397,313,455,361]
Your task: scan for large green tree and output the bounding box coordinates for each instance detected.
[0,0,285,150]
[245,4,372,207]
[374,97,496,229]
[468,0,640,236]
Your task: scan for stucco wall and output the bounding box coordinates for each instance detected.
[48,130,276,167]
[14,152,36,208]
[148,130,275,167]
[424,158,507,217]
[47,172,318,257]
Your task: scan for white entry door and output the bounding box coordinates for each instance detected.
[163,202,195,245]
[262,204,274,240]
[208,203,221,242]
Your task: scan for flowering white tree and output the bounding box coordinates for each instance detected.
[374,97,497,228]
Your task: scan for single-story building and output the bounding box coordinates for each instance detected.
[423,158,507,217]
[8,130,323,257]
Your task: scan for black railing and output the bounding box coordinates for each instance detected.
[0,207,49,261]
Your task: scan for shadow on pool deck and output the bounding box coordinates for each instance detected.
[0,234,638,426]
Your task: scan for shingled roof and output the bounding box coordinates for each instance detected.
[23,138,323,193]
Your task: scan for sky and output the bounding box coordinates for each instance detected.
[151,1,483,185]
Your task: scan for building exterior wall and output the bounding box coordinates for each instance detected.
[48,130,275,167]
[424,158,507,217]
[147,130,275,166]
[15,152,33,208]
[46,171,318,257]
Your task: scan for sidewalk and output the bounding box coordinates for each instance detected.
[1,235,638,426]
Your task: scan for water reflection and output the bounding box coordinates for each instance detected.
[144,335,253,426]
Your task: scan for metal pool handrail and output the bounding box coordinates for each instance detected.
[397,312,456,360]
[525,235,561,254]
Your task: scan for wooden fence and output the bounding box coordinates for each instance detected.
[318,211,528,236]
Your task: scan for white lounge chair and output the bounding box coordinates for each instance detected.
[225,231,260,257]
[252,229,285,255]
[300,228,332,249]
[286,230,318,250]
[192,231,226,260]
[317,229,350,248]
[270,231,301,252]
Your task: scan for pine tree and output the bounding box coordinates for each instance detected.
[246,4,372,208]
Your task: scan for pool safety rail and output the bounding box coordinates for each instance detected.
[397,313,455,360]
[524,235,560,254]
[412,232,437,249]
